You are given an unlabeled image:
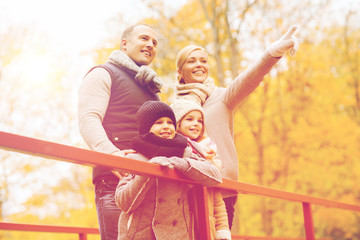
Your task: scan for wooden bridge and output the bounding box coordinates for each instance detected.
[0,131,358,240]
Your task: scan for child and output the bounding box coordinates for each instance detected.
[171,99,232,240]
[115,101,222,240]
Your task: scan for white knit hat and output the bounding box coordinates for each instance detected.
[170,99,205,140]
[170,99,204,122]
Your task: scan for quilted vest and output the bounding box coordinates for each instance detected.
[92,62,159,182]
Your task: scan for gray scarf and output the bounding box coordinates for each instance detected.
[176,78,216,105]
[107,50,162,94]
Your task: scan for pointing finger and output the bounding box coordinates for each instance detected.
[282,25,299,40]
[290,36,299,56]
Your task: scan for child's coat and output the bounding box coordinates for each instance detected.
[115,140,222,240]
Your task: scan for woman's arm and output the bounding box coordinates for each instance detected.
[223,51,280,110]
[213,191,231,237]
[223,26,299,110]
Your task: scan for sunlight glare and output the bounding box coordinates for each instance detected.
[18,52,54,87]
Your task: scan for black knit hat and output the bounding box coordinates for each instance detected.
[136,101,177,134]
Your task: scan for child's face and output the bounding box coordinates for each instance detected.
[178,110,203,140]
[149,117,176,139]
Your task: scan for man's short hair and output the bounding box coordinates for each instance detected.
[121,24,153,39]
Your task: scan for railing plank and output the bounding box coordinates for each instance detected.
[0,222,99,234]
[0,131,192,183]
[219,179,360,212]
[232,237,332,240]
[0,222,334,240]
[1,131,359,240]
[1,131,359,213]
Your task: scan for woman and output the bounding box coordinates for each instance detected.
[173,26,299,228]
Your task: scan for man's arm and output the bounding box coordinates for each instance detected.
[78,67,122,155]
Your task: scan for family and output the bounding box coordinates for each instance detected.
[78,23,299,240]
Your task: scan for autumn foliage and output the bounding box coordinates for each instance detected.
[1,0,359,239]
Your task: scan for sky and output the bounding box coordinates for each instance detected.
[0,0,358,216]
[0,0,186,216]
[0,0,187,137]
[0,0,186,52]
[1,0,151,51]
[0,0,186,101]
[0,0,154,99]
[0,0,144,215]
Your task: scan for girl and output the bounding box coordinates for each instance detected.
[171,99,232,240]
[115,100,222,240]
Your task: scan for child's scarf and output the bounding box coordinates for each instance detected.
[132,133,188,159]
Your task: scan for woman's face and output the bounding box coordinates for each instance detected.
[178,50,209,84]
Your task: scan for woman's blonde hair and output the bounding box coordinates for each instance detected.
[176,45,206,83]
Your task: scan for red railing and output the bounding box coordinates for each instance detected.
[0,222,98,240]
[1,131,359,239]
[0,222,333,240]
[0,222,332,240]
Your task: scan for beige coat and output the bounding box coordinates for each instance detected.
[115,142,222,240]
[208,189,231,240]
[199,137,231,240]
[203,52,280,184]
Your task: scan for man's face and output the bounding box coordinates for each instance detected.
[121,25,158,66]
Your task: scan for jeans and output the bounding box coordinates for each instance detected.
[95,178,121,240]
[224,195,238,229]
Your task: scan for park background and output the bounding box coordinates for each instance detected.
[0,0,359,239]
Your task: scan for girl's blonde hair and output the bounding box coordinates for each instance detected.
[176,45,206,83]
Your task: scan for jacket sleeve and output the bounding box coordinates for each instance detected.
[213,191,231,234]
[223,51,281,110]
[172,144,222,187]
[78,67,123,155]
[115,173,155,213]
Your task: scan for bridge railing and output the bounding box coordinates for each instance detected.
[1,131,359,240]
[0,222,99,240]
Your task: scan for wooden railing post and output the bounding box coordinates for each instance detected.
[79,232,87,240]
[195,186,211,240]
[2,132,360,240]
[303,202,315,240]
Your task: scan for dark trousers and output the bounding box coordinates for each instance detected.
[94,178,121,240]
[224,195,238,229]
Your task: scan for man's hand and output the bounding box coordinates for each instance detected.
[267,25,299,57]
[112,149,136,179]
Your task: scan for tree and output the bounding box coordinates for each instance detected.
[136,0,360,238]
[0,23,98,239]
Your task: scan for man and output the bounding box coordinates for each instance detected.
[78,24,161,240]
